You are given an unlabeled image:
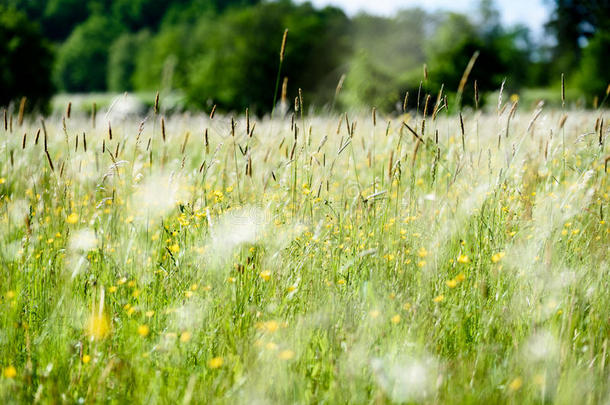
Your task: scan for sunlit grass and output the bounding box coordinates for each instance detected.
[0,102,608,403]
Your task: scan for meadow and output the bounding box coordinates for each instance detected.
[0,94,608,404]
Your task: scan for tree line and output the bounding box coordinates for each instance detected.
[1,0,608,113]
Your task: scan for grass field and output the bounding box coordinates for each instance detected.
[0,99,608,403]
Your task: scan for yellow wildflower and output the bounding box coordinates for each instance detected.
[259,270,271,281]
[85,313,111,340]
[418,247,428,258]
[491,252,505,263]
[446,279,458,288]
[3,366,17,379]
[66,213,79,224]
[278,350,295,360]
[457,254,470,264]
[180,331,192,343]
[508,377,523,391]
[208,357,223,369]
[137,324,150,337]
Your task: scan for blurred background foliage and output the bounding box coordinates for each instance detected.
[0,0,609,113]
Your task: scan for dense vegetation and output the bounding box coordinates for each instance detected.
[0,89,608,403]
[0,0,609,112]
[0,1,609,402]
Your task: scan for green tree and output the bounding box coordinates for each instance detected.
[339,9,431,111]
[425,9,532,109]
[576,30,610,101]
[546,0,610,75]
[134,1,351,112]
[108,31,151,92]
[132,23,194,92]
[53,15,122,92]
[40,0,91,40]
[0,6,54,109]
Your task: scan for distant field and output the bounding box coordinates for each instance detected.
[0,101,608,403]
[49,86,590,117]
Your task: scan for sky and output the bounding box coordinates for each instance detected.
[296,0,550,36]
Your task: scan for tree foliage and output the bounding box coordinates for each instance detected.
[545,0,610,75]
[108,31,151,92]
[54,15,122,92]
[0,6,54,109]
[577,30,610,100]
[133,2,350,112]
[4,0,608,111]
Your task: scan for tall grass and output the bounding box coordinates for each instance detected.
[0,94,608,403]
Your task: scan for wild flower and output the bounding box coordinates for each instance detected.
[3,366,17,378]
[208,357,223,369]
[137,324,150,337]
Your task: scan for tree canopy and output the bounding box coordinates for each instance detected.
[0,6,54,110]
[1,0,609,111]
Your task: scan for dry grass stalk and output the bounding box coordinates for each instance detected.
[459,112,465,152]
[161,117,166,142]
[474,80,479,109]
[456,51,479,105]
[45,149,54,171]
[497,79,506,114]
[246,155,253,177]
[281,78,288,105]
[18,97,26,126]
[280,29,288,62]
[559,114,568,130]
[503,100,518,144]
[41,118,48,151]
[432,84,444,121]
[181,132,190,154]
[335,74,345,99]
[205,129,209,154]
[298,88,303,114]
[412,137,421,168]
[527,101,544,133]
[403,122,423,144]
